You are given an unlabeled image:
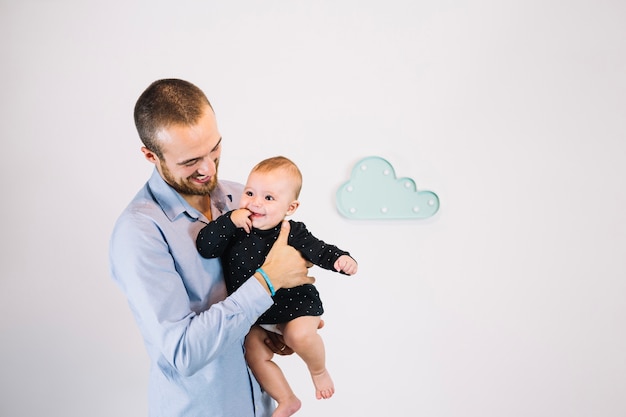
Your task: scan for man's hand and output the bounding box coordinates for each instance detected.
[258,221,314,292]
[264,330,294,356]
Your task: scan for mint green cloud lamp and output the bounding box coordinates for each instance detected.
[336,156,439,220]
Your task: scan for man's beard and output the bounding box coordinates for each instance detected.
[160,159,219,196]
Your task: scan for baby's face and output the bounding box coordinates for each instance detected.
[240,170,299,230]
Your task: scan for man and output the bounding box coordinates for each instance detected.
[109,78,314,416]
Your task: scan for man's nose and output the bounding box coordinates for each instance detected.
[197,158,216,176]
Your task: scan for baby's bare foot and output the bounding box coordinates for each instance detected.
[272,396,301,417]
[311,369,335,399]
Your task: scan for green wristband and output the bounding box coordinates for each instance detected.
[256,268,275,296]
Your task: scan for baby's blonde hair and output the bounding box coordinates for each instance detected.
[251,156,303,198]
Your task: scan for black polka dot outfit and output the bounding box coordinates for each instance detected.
[196,212,353,325]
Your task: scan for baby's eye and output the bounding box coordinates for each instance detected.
[245,191,254,197]
[264,195,274,201]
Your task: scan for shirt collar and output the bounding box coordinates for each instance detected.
[147,168,233,222]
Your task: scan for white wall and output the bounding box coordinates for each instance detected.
[1,1,625,416]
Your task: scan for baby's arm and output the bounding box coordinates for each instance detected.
[334,255,358,275]
[197,209,251,259]
[230,208,252,233]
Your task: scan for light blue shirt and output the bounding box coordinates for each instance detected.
[109,169,275,417]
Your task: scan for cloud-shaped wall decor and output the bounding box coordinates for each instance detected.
[336,156,440,220]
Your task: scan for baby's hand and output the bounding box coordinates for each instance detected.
[334,255,358,275]
[230,209,252,233]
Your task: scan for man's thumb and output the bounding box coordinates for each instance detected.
[276,220,291,244]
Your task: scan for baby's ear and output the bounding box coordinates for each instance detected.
[286,200,300,216]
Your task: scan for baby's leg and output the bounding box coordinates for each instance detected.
[282,316,335,400]
[245,325,301,417]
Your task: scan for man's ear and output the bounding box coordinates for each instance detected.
[286,200,300,216]
[141,146,158,164]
